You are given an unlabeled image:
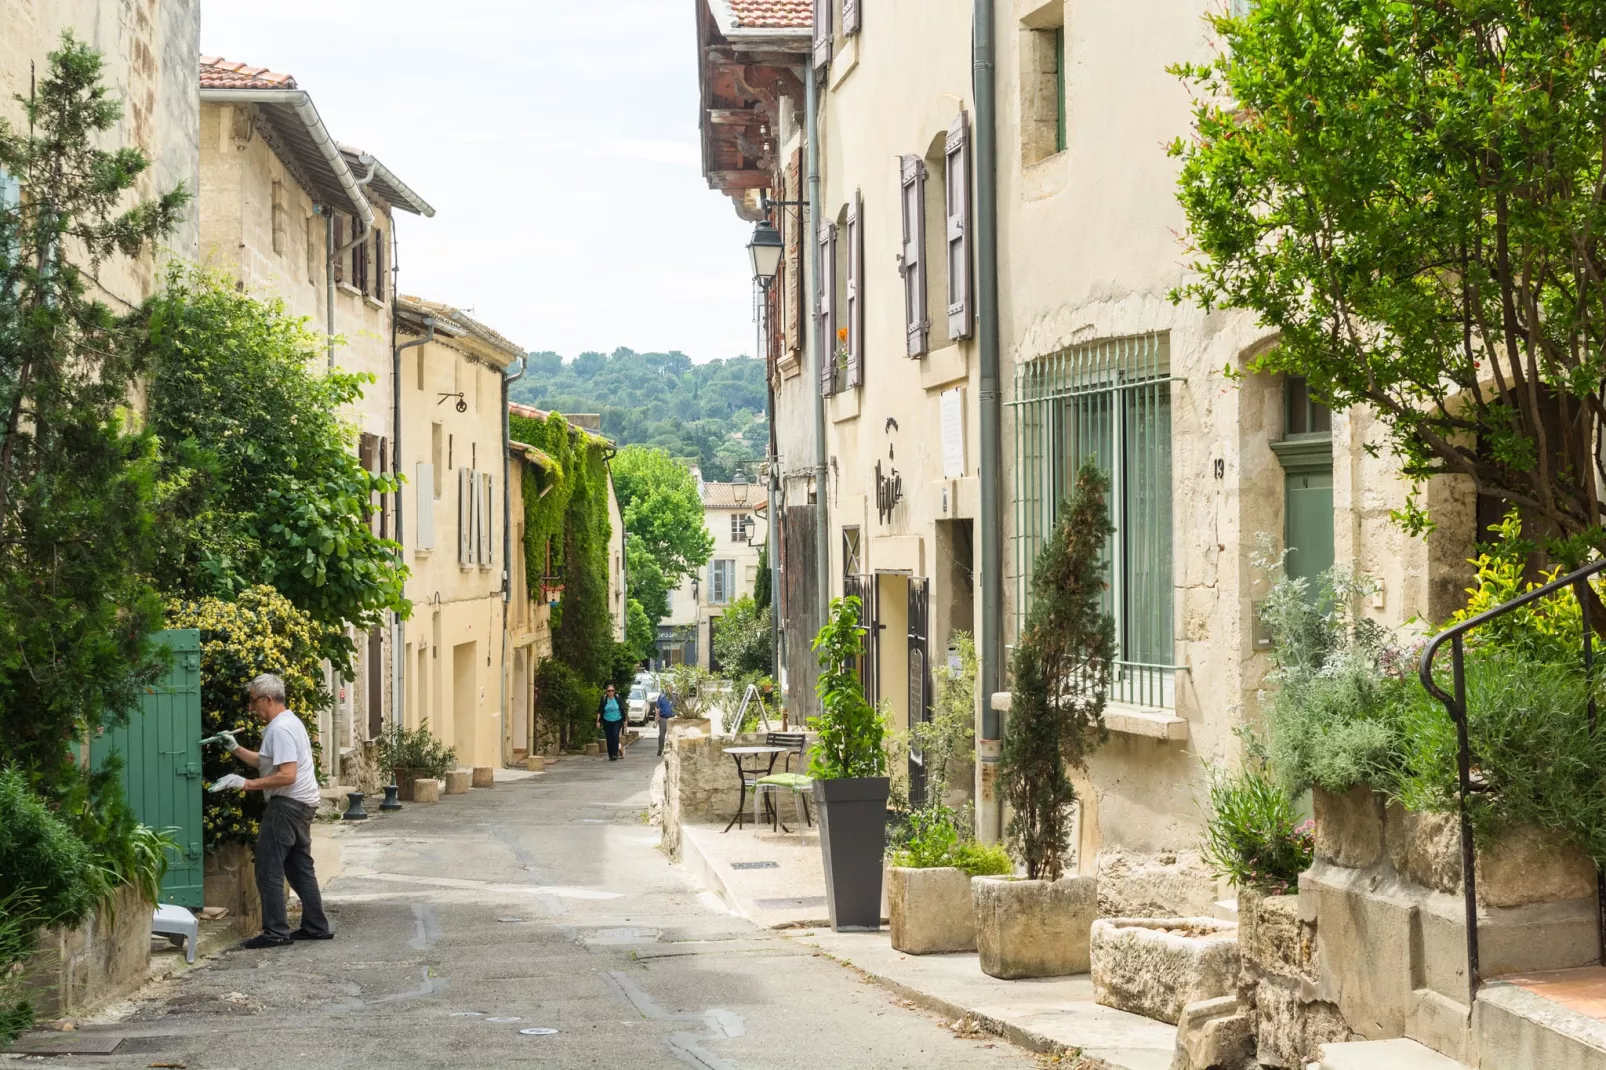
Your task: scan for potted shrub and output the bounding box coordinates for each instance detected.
[376,719,456,801]
[808,595,890,931]
[978,461,1113,979]
[888,806,1011,954]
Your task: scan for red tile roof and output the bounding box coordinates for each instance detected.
[199,56,297,91]
[727,0,811,29]
[702,482,765,509]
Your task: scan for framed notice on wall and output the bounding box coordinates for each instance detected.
[940,387,966,479]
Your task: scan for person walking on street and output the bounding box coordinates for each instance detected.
[209,673,332,949]
[597,683,625,760]
[655,688,675,757]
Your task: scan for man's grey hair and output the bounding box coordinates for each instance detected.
[246,673,287,704]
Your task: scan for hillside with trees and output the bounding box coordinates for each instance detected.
[511,348,768,482]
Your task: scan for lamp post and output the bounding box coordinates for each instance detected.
[746,219,784,706]
[747,219,783,284]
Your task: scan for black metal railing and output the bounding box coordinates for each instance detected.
[1419,557,1606,1004]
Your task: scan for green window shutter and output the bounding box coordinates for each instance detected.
[1055,27,1067,153]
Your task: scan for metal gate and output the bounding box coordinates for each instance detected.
[90,629,204,907]
[908,578,932,807]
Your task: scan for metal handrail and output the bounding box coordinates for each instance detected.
[1418,556,1606,1004]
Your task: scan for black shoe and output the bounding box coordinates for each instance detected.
[240,932,293,949]
[290,928,334,941]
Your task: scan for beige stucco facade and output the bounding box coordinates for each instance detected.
[662,478,770,672]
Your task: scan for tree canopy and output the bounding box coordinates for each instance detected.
[611,444,715,590]
[511,347,767,482]
[1172,0,1606,560]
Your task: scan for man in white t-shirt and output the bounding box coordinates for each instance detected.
[211,673,332,949]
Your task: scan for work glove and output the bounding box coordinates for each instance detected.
[209,773,247,793]
[215,730,239,751]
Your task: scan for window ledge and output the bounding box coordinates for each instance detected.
[920,344,968,391]
[336,282,363,299]
[779,352,803,380]
[989,692,1188,741]
[830,35,859,89]
[829,388,860,423]
[1270,433,1333,474]
[364,295,386,311]
[413,548,432,558]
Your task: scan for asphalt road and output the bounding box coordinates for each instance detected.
[57,740,1033,1069]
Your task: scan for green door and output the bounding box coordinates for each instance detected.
[1285,470,1335,588]
[91,629,204,907]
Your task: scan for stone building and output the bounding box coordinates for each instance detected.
[196,56,435,781]
[693,0,1475,912]
[659,476,770,673]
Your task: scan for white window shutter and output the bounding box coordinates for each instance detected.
[847,190,864,388]
[459,467,473,566]
[480,472,494,567]
[843,0,860,36]
[818,218,838,396]
[946,112,973,341]
[900,155,929,357]
[415,463,435,550]
[813,0,832,68]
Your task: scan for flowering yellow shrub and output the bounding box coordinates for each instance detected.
[166,586,334,846]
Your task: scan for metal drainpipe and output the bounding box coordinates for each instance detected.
[974,0,1006,843]
[759,284,783,694]
[394,315,436,735]
[806,60,830,663]
[326,163,378,368]
[500,357,527,764]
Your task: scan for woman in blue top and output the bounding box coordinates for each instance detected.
[596,683,625,760]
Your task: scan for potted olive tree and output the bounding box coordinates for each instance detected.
[376,719,456,801]
[975,461,1112,979]
[809,595,889,931]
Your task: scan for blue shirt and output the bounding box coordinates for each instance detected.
[602,697,622,722]
[656,692,674,719]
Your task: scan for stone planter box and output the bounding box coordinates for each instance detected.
[1090,916,1239,1025]
[888,867,976,954]
[444,770,471,795]
[973,874,1097,979]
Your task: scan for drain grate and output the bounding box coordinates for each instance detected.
[730,861,779,870]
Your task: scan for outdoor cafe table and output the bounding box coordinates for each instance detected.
[721,745,792,833]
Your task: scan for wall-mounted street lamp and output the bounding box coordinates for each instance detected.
[747,219,783,284]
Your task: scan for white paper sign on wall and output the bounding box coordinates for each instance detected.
[940,387,966,479]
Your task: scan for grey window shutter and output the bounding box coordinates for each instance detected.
[813,0,832,68]
[415,463,435,549]
[844,0,860,36]
[481,472,494,567]
[459,467,473,566]
[899,155,929,357]
[945,111,973,341]
[846,191,864,388]
[818,219,838,395]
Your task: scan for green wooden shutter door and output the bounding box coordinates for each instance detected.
[91,629,204,907]
[1285,471,1335,588]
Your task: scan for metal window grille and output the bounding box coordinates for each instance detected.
[1008,332,1179,708]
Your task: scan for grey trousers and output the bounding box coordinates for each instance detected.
[255,796,330,939]
[657,717,671,755]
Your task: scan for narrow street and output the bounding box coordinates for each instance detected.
[81,746,1032,1070]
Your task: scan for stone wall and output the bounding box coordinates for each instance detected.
[1236,887,1349,1068]
[204,842,262,937]
[660,723,811,860]
[21,884,152,1019]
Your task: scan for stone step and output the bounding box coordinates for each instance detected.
[1476,978,1606,1070]
[1318,1038,1471,1070]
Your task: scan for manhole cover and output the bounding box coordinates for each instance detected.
[752,896,828,910]
[520,1028,559,1036]
[731,861,779,870]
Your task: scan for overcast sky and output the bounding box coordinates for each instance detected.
[201,0,758,363]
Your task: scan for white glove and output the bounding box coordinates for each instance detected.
[216,730,239,751]
[209,773,247,793]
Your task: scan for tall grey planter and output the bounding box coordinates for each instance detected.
[813,776,891,931]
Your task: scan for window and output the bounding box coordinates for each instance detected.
[1020,11,1068,165]
[372,227,385,300]
[817,215,838,395]
[417,346,426,391]
[351,218,369,294]
[731,513,752,543]
[843,526,863,586]
[1011,333,1174,707]
[0,166,19,274]
[1055,27,1067,153]
[306,214,318,283]
[332,214,345,283]
[1284,376,1332,436]
[271,180,287,255]
[710,560,735,604]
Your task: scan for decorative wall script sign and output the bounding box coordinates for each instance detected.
[940,386,965,479]
[875,459,903,523]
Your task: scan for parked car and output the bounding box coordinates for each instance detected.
[627,685,650,725]
[634,671,661,704]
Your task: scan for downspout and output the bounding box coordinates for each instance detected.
[326,159,377,368]
[500,357,528,764]
[764,303,782,703]
[974,0,1005,843]
[394,314,437,735]
[807,60,831,662]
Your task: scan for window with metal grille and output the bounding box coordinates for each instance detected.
[1009,332,1177,708]
[842,526,863,586]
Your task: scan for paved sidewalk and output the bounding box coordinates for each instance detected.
[676,824,1177,1069]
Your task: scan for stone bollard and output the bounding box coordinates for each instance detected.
[413,778,442,804]
[583,742,600,757]
[524,756,545,772]
[444,770,471,795]
[471,766,495,788]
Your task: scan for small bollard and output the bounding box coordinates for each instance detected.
[343,791,369,821]
[379,784,402,811]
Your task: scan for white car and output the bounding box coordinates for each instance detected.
[634,671,661,706]
[626,685,650,725]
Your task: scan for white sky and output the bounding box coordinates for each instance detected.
[201,0,759,363]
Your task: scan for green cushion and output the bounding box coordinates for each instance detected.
[756,772,812,790]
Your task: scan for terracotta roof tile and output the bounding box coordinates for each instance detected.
[199,56,298,91]
[702,482,764,509]
[726,0,812,29]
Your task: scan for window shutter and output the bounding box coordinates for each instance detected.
[899,155,929,357]
[459,467,473,566]
[844,0,860,35]
[415,463,435,550]
[846,190,864,388]
[480,472,494,567]
[813,0,832,68]
[818,218,838,395]
[786,149,804,359]
[945,112,973,341]
[373,228,385,300]
[333,214,345,283]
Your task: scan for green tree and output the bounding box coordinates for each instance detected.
[1172,0,1606,560]
[139,267,408,667]
[626,598,656,664]
[809,596,887,781]
[753,538,771,611]
[0,36,186,792]
[611,445,713,638]
[712,594,773,679]
[1001,462,1114,881]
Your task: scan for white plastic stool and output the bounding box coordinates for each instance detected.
[151,904,198,964]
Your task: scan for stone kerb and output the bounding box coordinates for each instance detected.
[1090,916,1239,1025]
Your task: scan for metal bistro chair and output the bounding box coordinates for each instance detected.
[752,733,812,832]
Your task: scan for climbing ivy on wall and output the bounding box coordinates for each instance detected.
[509,411,616,689]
